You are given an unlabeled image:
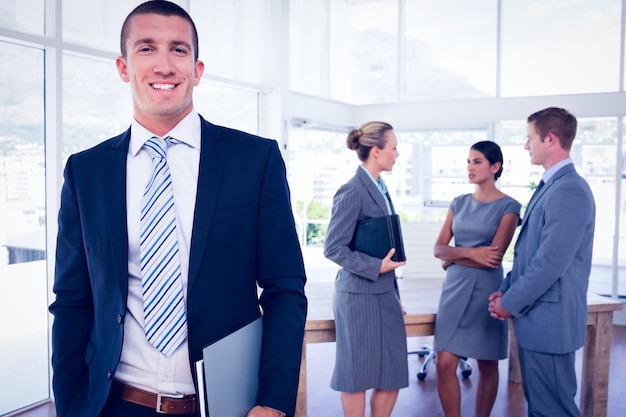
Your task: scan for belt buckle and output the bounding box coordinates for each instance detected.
[156,392,185,414]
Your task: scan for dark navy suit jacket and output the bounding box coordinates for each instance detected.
[49,115,307,417]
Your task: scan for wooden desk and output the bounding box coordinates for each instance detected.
[506,293,623,417]
[296,287,622,417]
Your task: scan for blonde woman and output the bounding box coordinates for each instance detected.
[324,121,408,417]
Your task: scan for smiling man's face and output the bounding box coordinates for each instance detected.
[116,13,204,134]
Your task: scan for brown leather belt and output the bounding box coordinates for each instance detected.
[118,382,198,414]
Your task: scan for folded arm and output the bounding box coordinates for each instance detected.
[434,209,519,270]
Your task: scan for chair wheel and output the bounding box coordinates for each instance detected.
[417,372,427,381]
[416,344,430,357]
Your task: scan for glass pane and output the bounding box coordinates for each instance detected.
[287,126,349,233]
[287,126,352,283]
[501,0,621,96]
[291,0,398,103]
[62,0,146,53]
[570,118,616,297]
[499,120,544,204]
[194,81,258,135]
[0,40,48,415]
[191,0,270,85]
[396,129,488,221]
[289,0,332,97]
[347,0,398,103]
[404,0,497,100]
[0,0,45,35]
[63,52,132,158]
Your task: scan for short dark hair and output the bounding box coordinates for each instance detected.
[471,140,504,181]
[527,107,577,151]
[120,0,199,61]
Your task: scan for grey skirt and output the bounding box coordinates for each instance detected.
[331,289,409,392]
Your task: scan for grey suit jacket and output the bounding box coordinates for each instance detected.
[324,167,398,294]
[500,163,595,354]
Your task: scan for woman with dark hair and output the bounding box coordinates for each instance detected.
[433,140,521,417]
[324,121,408,417]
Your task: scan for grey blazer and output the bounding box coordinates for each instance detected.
[324,167,398,294]
[500,163,595,354]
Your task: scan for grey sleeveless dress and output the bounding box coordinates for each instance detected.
[434,194,521,360]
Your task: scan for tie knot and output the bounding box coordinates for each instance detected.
[145,137,167,159]
[145,136,181,159]
[536,179,545,190]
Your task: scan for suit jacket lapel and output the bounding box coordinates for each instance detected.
[188,118,226,290]
[520,185,545,230]
[105,130,132,299]
[519,164,575,230]
[355,167,389,215]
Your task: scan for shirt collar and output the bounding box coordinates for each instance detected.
[130,110,201,156]
[542,157,572,183]
[359,164,388,193]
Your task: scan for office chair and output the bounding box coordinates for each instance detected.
[408,345,472,381]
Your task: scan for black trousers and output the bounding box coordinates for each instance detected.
[99,382,199,417]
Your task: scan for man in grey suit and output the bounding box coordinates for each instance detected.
[488,107,595,417]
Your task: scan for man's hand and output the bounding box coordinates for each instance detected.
[488,291,511,320]
[247,405,284,417]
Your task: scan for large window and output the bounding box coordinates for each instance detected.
[289,1,333,98]
[0,0,45,35]
[191,0,272,86]
[63,53,132,157]
[395,128,489,220]
[290,0,399,103]
[194,82,259,135]
[286,125,362,283]
[62,0,134,53]
[0,40,48,415]
[501,0,621,96]
[291,0,623,103]
[2,1,626,413]
[287,126,349,245]
[403,0,497,100]
[290,0,498,103]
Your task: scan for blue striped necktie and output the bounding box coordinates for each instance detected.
[140,136,187,357]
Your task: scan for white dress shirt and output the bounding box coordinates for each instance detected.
[115,110,201,395]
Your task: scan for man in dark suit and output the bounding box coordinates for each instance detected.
[489,107,595,416]
[49,2,307,417]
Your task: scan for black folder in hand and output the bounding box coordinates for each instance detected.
[349,214,406,262]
